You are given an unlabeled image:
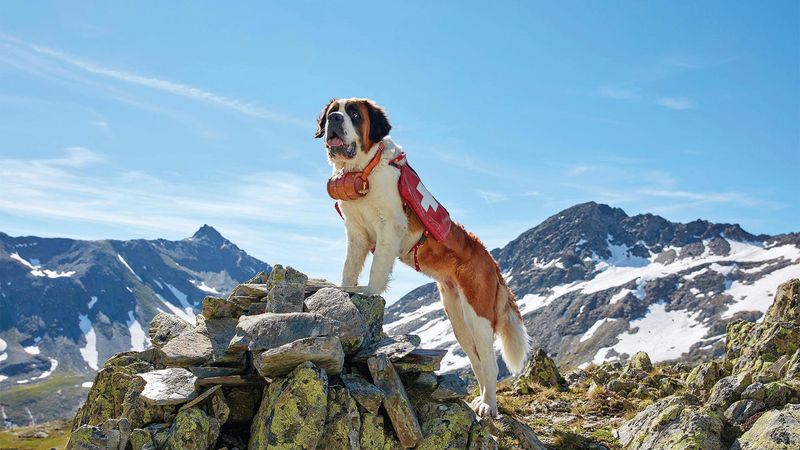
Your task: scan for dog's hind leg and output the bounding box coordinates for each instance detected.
[438,282,484,384]
[460,292,499,417]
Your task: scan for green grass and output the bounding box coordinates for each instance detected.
[0,373,83,404]
[0,420,71,450]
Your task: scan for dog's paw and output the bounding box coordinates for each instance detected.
[470,400,498,418]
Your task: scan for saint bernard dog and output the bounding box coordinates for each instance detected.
[315,97,530,417]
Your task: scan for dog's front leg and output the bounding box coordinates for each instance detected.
[342,223,370,287]
[366,220,406,295]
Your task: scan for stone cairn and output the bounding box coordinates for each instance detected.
[67,265,497,450]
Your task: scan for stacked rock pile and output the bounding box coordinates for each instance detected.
[66,265,497,450]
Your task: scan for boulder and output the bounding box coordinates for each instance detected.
[265,264,307,313]
[341,373,385,414]
[517,348,563,392]
[67,418,131,450]
[731,403,800,449]
[431,373,469,400]
[414,399,475,449]
[179,385,230,425]
[128,428,153,450]
[368,354,424,448]
[72,353,157,428]
[616,395,724,450]
[249,362,328,450]
[393,348,447,373]
[354,334,421,363]
[163,407,221,450]
[229,312,362,354]
[627,351,654,372]
[725,399,766,426]
[252,336,344,377]
[322,385,361,450]
[201,296,244,320]
[137,368,199,406]
[349,294,386,347]
[708,372,752,410]
[158,321,213,367]
[686,361,724,398]
[304,287,368,350]
[147,313,192,349]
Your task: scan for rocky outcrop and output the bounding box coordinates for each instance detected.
[67,265,508,449]
[614,278,800,449]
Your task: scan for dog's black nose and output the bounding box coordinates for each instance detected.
[328,112,344,123]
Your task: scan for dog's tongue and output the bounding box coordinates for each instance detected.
[327,137,344,147]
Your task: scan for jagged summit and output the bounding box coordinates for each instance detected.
[190,224,227,245]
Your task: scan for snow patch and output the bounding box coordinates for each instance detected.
[23,346,40,355]
[592,303,709,364]
[88,296,98,309]
[609,289,632,305]
[722,262,800,319]
[580,318,618,342]
[127,311,148,351]
[81,381,93,388]
[78,314,99,370]
[192,280,220,294]
[9,252,75,278]
[117,254,142,281]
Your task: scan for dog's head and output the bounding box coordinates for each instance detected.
[314,98,392,165]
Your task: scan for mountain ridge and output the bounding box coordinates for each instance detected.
[385,201,800,373]
[0,226,269,426]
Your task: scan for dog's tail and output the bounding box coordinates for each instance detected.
[495,279,531,374]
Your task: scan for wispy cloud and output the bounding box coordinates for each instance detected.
[599,86,640,100]
[657,97,694,110]
[565,165,592,176]
[475,189,508,203]
[0,34,305,126]
[638,189,762,207]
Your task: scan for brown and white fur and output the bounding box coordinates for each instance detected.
[315,98,531,417]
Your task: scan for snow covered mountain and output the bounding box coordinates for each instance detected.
[0,225,268,426]
[385,202,800,374]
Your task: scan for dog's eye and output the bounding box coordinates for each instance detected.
[350,111,359,120]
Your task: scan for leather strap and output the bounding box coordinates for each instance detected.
[359,141,385,182]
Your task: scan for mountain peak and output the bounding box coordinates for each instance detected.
[191,224,226,244]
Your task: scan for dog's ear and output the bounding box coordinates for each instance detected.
[366,100,392,143]
[314,98,337,138]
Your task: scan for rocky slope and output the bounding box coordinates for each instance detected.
[65,265,541,450]
[492,278,800,449]
[385,202,800,373]
[0,226,268,427]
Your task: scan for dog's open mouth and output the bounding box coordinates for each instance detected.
[326,132,356,157]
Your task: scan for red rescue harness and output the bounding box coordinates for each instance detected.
[331,143,451,272]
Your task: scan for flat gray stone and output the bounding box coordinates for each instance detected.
[229,312,362,353]
[393,348,447,373]
[341,373,384,414]
[253,336,344,378]
[159,324,213,367]
[367,354,423,448]
[354,334,421,363]
[148,313,192,349]
[201,297,244,320]
[137,368,199,406]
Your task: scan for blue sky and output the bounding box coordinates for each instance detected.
[1,1,798,301]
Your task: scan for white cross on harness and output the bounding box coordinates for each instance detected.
[416,182,439,212]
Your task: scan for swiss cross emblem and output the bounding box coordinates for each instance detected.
[416,182,439,212]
